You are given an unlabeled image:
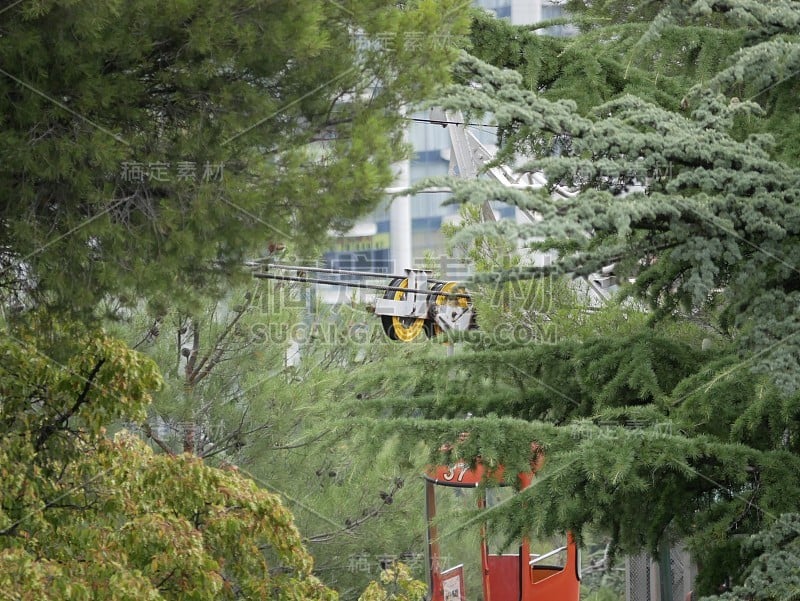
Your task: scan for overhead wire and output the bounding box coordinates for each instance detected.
[404,116,499,129]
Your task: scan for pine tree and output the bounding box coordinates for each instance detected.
[0,0,468,317]
[113,280,432,599]
[330,2,800,596]
[442,0,800,393]
[702,513,800,601]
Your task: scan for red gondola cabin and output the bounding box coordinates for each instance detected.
[424,459,580,601]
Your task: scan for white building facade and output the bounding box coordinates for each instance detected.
[323,1,571,277]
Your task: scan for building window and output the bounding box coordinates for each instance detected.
[540,4,576,37]
[476,0,512,19]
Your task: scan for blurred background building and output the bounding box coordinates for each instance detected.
[322,1,574,281]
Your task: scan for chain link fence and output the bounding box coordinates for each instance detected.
[626,546,696,601]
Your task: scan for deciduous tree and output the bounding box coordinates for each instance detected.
[0,325,337,599]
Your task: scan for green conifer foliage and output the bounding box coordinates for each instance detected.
[0,0,468,317]
[336,2,800,594]
[435,37,800,390]
[701,512,800,601]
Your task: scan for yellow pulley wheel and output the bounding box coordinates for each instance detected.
[380,278,404,341]
[383,278,427,342]
[427,281,471,338]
